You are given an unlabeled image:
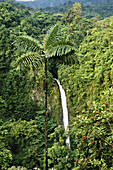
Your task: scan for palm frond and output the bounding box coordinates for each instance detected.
[15,36,43,53]
[55,53,77,64]
[45,24,60,49]
[46,40,76,58]
[15,52,43,71]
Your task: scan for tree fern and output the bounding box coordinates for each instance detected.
[45,24,60,49]
[16,35,43,53]
[14,24,76,170]
[15,52,43,70]
[46,40,76,58]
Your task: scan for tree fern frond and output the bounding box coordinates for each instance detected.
[46,40,76,58]
[15,52,43,71]
[60,53,77,64]
[16,36,43,53]
[49,53,77,65]
[49,40,75,47]
[45,24,60,49]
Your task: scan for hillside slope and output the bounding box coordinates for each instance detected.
[16,0,110,9]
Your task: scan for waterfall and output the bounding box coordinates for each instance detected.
[53,78,70,148]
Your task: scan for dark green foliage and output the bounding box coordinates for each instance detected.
[57,16,113,169]
[58,16,113,111]
[1,69,39,120]
[0,119,44,168]
[42,0,113,20]
[35,110,58,159]
[0,113,57,169]
[14,22,76,169]
[48,125,74,169]
[70,93,113,169]
[16,0,113,20]
[0,0,113,169]
[0,1,60,120]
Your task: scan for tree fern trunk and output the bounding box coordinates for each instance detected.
[45,57,48,170]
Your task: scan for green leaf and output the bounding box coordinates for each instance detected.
[45,24,60,49]
[15,35,43,52]
[15,52,43,71]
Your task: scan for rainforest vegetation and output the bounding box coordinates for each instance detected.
[15,0,113,19]
[0,0,113,169]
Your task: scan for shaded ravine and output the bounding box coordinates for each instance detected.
[53,78,70,148]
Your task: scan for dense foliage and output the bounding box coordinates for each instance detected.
[43,0,113,20]
[0,0,113,169]
[16,0,113,20]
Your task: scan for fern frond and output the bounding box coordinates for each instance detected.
[45,24,60,49]
[48,53,77,65]
[16,36,43,53]
[15,52,43,71]
[46,40,76,58]
[57,53,77,64]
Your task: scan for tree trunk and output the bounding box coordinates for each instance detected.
[45,57,48,170]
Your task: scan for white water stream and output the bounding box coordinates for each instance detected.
[53,78,70,148]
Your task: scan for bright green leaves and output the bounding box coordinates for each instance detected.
[15,52,43,71]
[48,143,73,170]
[0,123,12,170]
[15,24,76,71]
[45,25,76,63]
[46,40,75,57]
[0,144,12,170]
[69,94,113,169]
[48,125,74,169]
[16,35,43,53]
[14,36,44,72]
[45,24,60,49]
[58,16,113,111]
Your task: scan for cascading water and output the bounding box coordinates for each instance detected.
[53,78,70,148]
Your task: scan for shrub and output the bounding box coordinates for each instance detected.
[71,90,113,169]
[0,142,12,170]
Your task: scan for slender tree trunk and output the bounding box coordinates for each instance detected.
[43,33,48,170]
[45,57,48,170]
